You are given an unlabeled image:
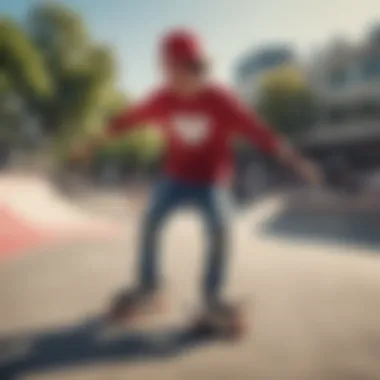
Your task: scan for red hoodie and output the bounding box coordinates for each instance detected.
[107,83,282,184]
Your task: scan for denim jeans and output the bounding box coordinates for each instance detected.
[137,177,231,302]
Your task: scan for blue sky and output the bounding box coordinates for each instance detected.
[2,0,379,96]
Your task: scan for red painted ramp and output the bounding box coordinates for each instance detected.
[0,205,53,259]
[0,175,122,260]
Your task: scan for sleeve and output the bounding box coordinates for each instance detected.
[222,89,283,156]
[107,89,166,137]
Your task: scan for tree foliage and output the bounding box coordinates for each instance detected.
[257,65,317,137]
[21,3,137,163]
[0,4,162,172]
[0,18,52,102]
[27,4,111,134]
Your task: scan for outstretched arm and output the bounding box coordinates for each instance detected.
[224,91,323,185]
[107,90,165,137]
[71,90,166,162]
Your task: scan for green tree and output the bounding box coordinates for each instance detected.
[257,66,317,137]
[1,18,52,101]
[0,18,52,143]
[1,4,162,174]
[27,4,102,134]
[26,3,129,161]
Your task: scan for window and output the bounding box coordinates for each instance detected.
[360,57,380,79]
[325,107,349,123]
[356,102,380,118]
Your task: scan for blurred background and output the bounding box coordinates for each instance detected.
[2,1,380,380]
[1,0,379,198]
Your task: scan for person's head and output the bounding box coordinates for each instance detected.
[159,28,209,94]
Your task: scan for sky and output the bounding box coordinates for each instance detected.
[2,0,379,97]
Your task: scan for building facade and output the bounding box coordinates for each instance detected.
[310,28,380,126]
[233,25,380,195]
[299,26,380,192]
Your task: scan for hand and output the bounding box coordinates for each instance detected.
[69,135,104,164]
[276,144,324,186]
[294,159,325,186]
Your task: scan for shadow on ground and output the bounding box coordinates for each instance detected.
[260,206,380,251]
[0,317,216,380]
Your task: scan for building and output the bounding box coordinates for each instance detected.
[302,26,380,147]
[233,25,380,195]
[235,45,296,104]
[298,25,380,191]
[309,29,380,125]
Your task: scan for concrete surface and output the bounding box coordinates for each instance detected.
[2,192,380,380]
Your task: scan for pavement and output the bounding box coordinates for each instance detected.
[2,177,380,380]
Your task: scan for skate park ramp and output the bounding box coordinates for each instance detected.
[3,186,380,379]
[0,174,122,258]
[3,207,380,380]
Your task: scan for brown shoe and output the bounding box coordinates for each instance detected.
[194,301,246,339]
[107,288,163,324]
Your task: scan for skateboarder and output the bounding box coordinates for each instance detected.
[73,28,322,331]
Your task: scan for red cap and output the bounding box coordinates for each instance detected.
[160,28,206,66]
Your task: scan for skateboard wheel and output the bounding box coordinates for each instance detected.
[224,318,246,340]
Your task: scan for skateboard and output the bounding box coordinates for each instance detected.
[189,302,248,340]
[97,294,248,342]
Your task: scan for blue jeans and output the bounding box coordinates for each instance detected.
[138,177,230,303]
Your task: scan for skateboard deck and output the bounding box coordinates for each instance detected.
[96,298,249,342]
